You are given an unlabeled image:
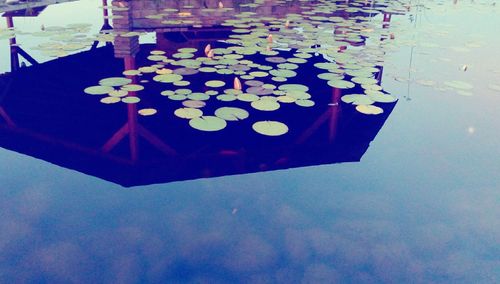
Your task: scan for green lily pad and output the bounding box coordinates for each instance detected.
[182,100,206,108]
[174,108,203,119]
[215,107,249,121]
[296,99,315,107]
[121,96,141,104]
[366,91,397,103]
[205,80,226,88]
[252,121,288,136]
[153,73,183,83]
[444,80,473,90]
[99,77,132,87]
[356,105,384,115]
[327,79,355,89]
[217,94,237,101]
[138,108,157,116]
[251,99,280,111]
[121,84,144,92]
[189,116,227,131]
[100,96,121,104]
[84,85,114,95]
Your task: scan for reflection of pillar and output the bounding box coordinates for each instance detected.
[383,13,392,29]
[101,56,176,161]
[102,0,111,29]
[296,89,341,144]
[112,0,140,58]
[6,16,20,71]
[329,88,341,142]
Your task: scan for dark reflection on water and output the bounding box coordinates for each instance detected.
[1,0,400,186]
[0,0,499,283]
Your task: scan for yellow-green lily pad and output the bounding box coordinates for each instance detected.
[215,107,249,121]
[189,116,227,131]
[252,121,288,136]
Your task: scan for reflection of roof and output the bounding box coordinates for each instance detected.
[0,0,75,14]
[0,45,396,187]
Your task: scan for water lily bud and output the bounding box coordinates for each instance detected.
[234,77,242,90]
[207,49,214,59]
[267,34,273,43]
[204,44,211,56]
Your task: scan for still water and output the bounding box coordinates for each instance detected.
[0,0,499,282]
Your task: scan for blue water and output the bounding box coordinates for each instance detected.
[1,0,499,282]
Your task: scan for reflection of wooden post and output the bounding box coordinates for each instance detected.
[383,13,392,22]
[383,13,392,29]
[102,0,111,28]
[6,16,20,71]
[296,88,340,144]
[112,0,140,58]
[329,88,341,142]
[101,56,176,161]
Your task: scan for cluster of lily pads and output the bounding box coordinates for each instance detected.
[82,0,407,135]
[385,0,500,97]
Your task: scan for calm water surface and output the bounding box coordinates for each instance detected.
[0,0,499,282]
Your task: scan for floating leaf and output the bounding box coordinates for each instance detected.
[175,108,203,119]
[189,116,227,131]
[252,121,288,136]
[138,108,157,116]
[84,85,114,95]
[444,80,473,90]
[99,77,132,87]
[327,79,355,89]
[153,73,183,83]
[251,99,280,111]
[217,94,237,101]
[296,99,315,107]
[121,96,141,104]
[205,80,226,88]
[356,105,383,115]
[121,84,144,92]
[123,70,141,76]
[100,96,120,104]
[109,89,128,97]
[366,91,397,103]
[215,107,249,121]
[183,100,206,108]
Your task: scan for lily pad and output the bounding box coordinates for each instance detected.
[174,108,203,119]
[121,84,144,92]
[189,116,227,131]
[121,96,141,104]
[100,96,121,104]
[327,79,355,89]
[251,99,280,111]
[356,105,384,115]
[99,77,132,87]
[153,73,183,83]
[215,107,249,121]
[138,108,157,116]
[84,85,114,95]
[444,80,473,90]
[252,121,288,136]
[205,80,226,88]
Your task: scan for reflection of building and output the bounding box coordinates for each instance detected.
[0,0,76,13]
[0,0,398,187]
[0,45,396,187]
